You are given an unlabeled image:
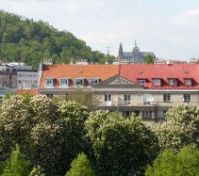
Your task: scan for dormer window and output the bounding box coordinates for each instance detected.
[45,78,54,88]
[168,79,177,86]
[75,78,84,86]
[184,79,192,86]
[152,79,161,86]
[60,78,68,88]
[89,78,100,85]
[138,79,146,86]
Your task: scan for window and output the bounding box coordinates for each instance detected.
[45,78,54,88]
[168,79,177,86]
[46,94,53,98]
[184,79,192,86]
[138,79,146,86]
[163,94,170,102]
[123,111,131,117]
[90,78,99,85]
[183,94,191,102]
[76,79,84,86]
[152,79,161,86]
[104,94,111,102]
[60,79,68,88]
[124,94,131,104]
[142,111,152,119]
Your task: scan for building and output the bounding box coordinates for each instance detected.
[38,64,119,96]
[38,63,199,121]
[0,64,17,88]
[118,41,156,63]
[17,71,38,89]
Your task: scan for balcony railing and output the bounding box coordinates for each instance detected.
[99,100,198,107]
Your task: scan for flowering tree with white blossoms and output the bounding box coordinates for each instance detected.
[154,104,199,150]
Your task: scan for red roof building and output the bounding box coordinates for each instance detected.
[39,64,119,88]
[120,64,199,89]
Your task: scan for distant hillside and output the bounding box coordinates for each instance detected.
[0,10,114,68]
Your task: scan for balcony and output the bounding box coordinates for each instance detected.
[99,100,158,107]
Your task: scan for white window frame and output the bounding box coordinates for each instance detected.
[124,94,131,104]
[168,79,177,86]
[45,78,54,88]
[60,79,69,88]
[89,78,100,85]
[152,79,161,86]
[138,79,146,86]
[163,94,171,102]
[75,78,84,86]
[183,94,191,103]
[104,94,111,102]
[142,111,152,119]
[184,79,192,86]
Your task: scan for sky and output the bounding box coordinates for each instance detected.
[1,0,199,60]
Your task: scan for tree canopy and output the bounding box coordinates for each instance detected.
[145,144,199,176]
[144,54,155,64]
[0,10,114,69]
[85,111,159,176]
[154,104,199,150]
[66,153,95,176]
[2,144,30,176]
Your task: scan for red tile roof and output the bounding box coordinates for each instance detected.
[16,88,39,96]
[120,64,199,89]
[39,64,119,88]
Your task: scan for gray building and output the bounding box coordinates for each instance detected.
[118,41,156,63]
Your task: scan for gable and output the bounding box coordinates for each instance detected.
[107,75,135,85]
[93,75,142,88]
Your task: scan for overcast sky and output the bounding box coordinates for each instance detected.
[1,0,199,60]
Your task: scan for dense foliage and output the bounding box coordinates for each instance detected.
[145,144,199,176]
[0,10,114,68]
[2,144,30,176]
[66,153,95,176]
[154,104,199,150]
[85,111,159,176]
[144,54,155,64]
[0,95,159,176]
[0,95,90,176]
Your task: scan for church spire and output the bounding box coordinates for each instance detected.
[133,40,140,52]
[135,40,137,48]
[118,43,123,57]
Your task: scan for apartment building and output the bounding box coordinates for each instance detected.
[38,63,199,121]
[17,71,38,89]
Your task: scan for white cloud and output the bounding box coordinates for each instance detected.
[171,8,199,28]
[1,0,199,59]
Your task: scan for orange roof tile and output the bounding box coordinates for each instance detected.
[16,88,39,96]
[39,64,119,88]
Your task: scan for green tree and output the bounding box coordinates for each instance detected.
[0,95,91,176]
[144,54,155,64]
[66,153,95,176]
[85,111,159,176]
[154,104,199,150]
[0,10,113,68]
[145,144,199,176]
[2,144,30,176]
[29,166,45,176]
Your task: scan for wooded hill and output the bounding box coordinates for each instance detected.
[0,10,114,68]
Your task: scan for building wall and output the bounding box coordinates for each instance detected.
[95,90,199,119]
[17,72,38,89]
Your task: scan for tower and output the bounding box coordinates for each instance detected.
[133,40,140,52]
[118,43,123,58]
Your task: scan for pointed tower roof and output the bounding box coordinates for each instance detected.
[118,43,123,57]
[133,40,140,52]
